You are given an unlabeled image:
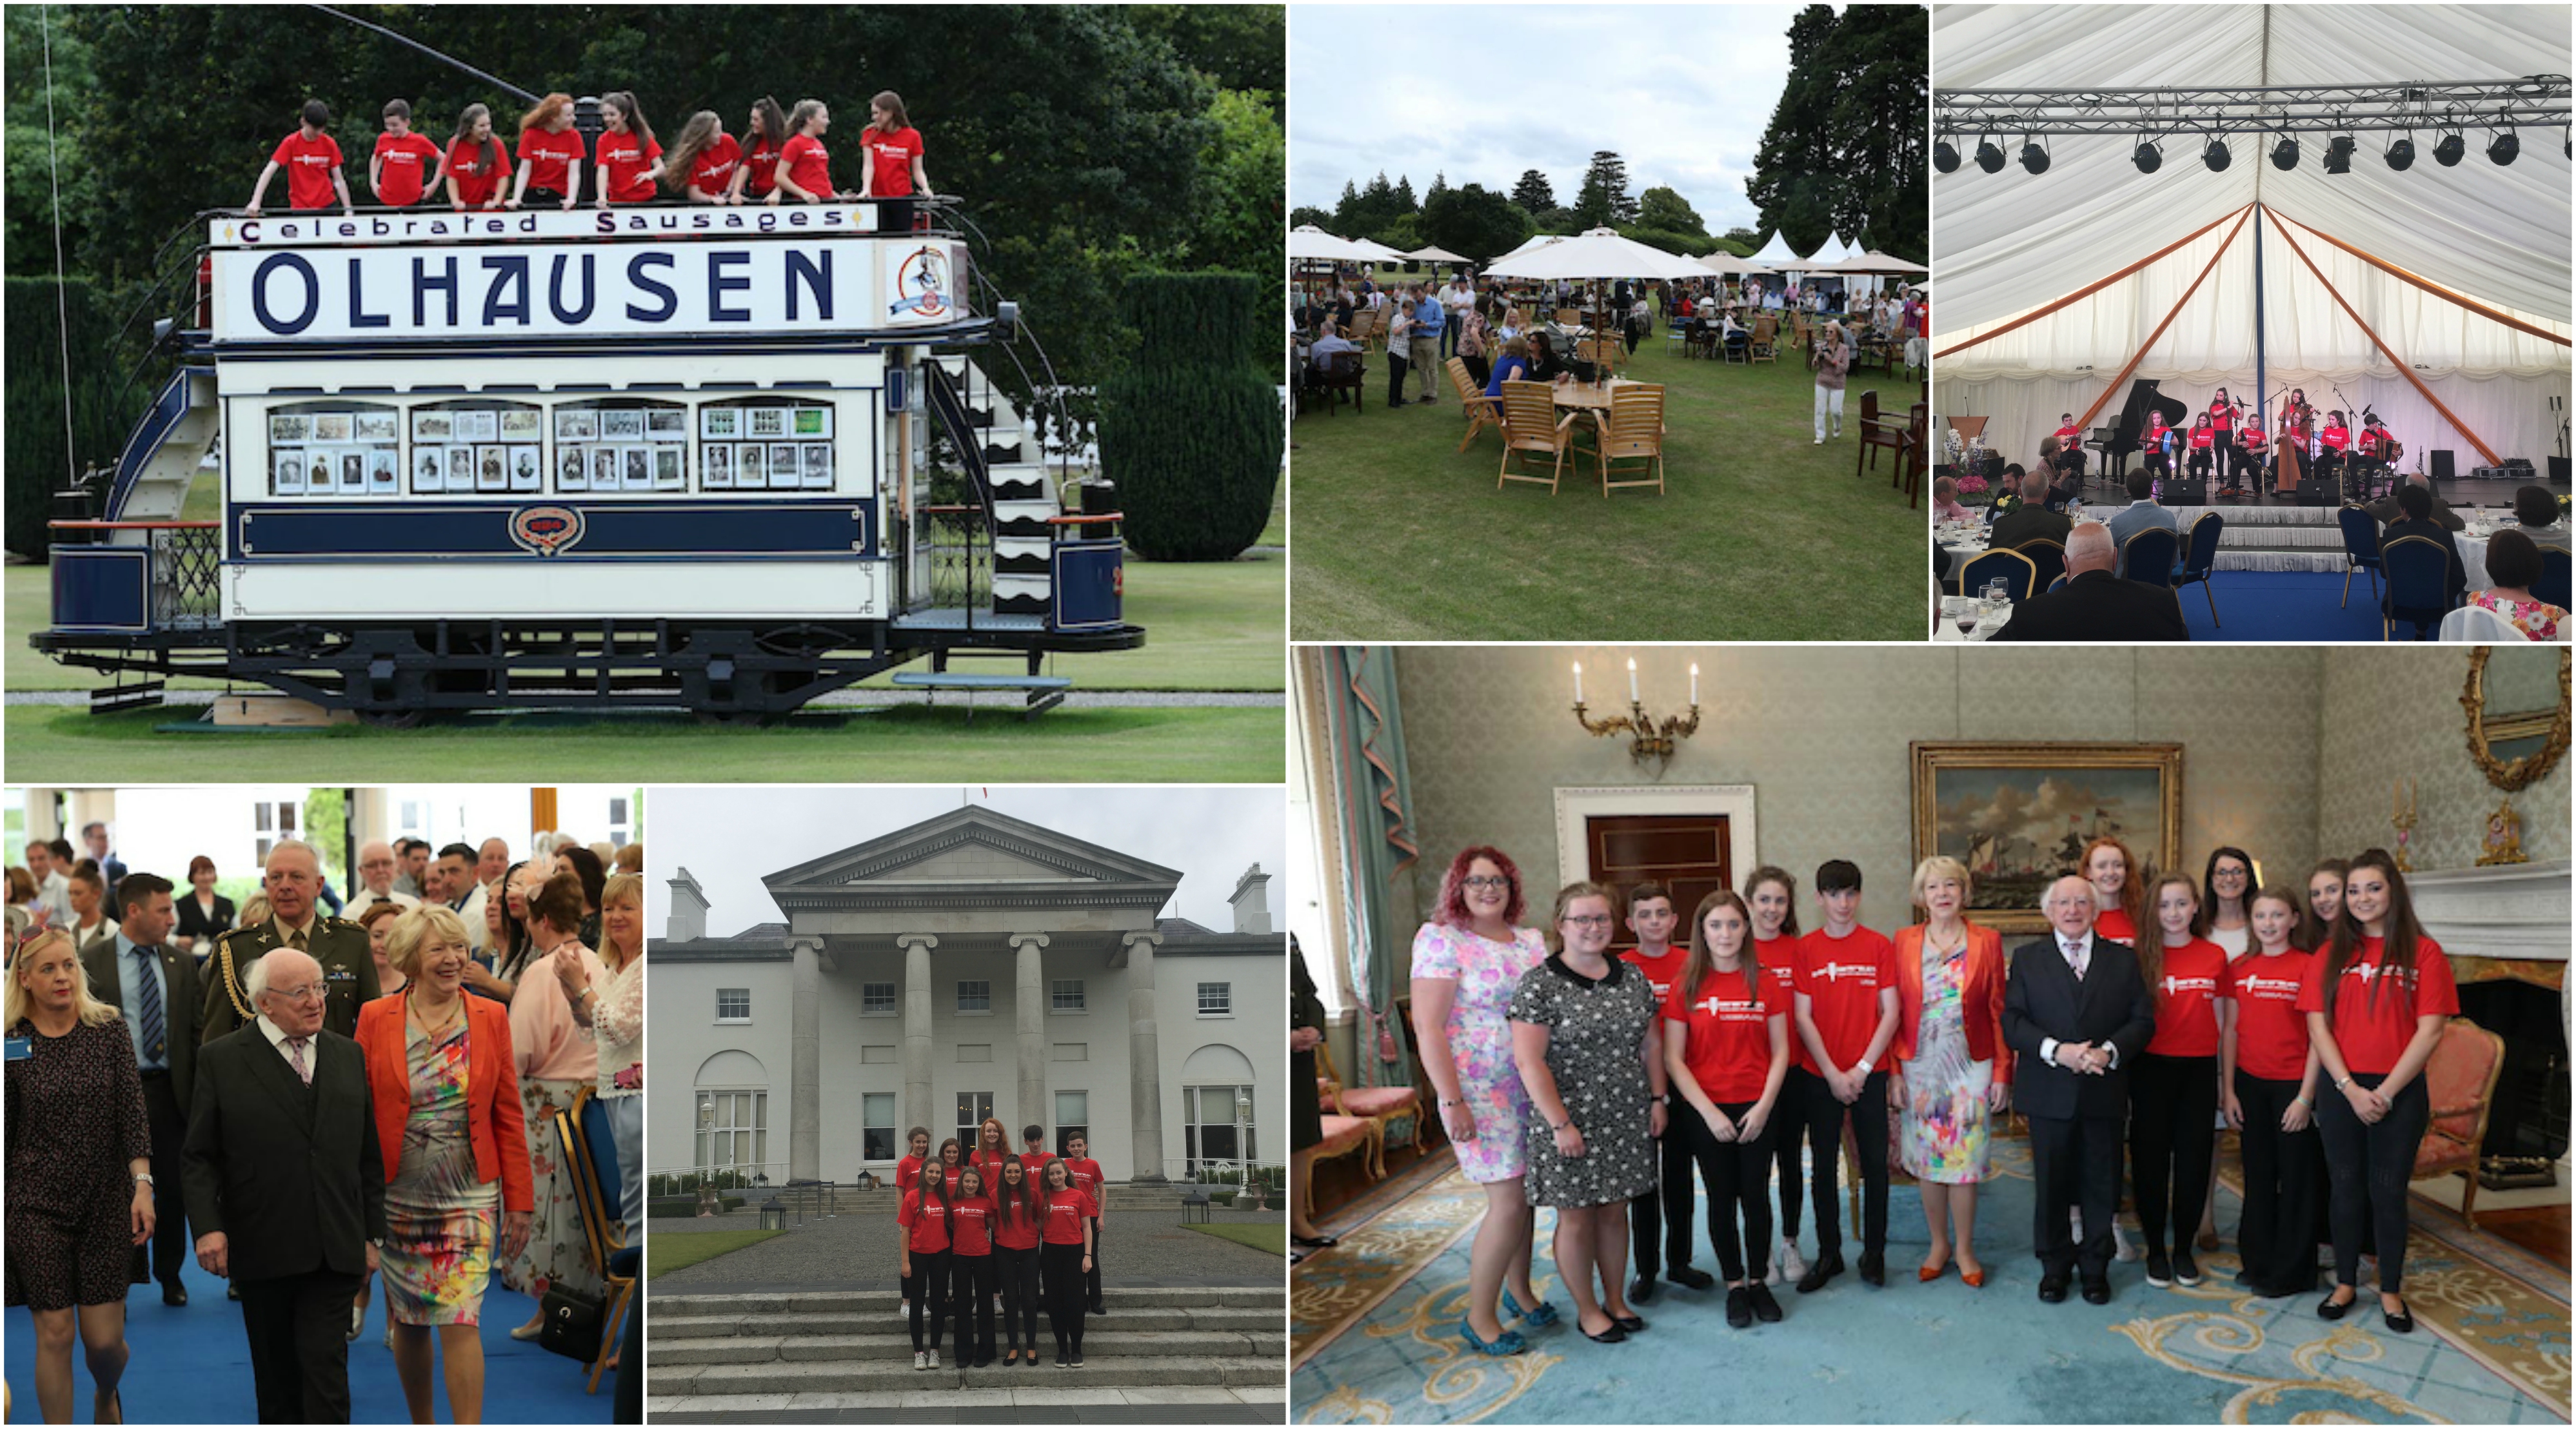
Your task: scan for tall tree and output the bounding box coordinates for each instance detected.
[1747,4,1926,262]
[1635,186,1707,237]
[1509,168,1555,212]
[1391,174,1417,213]
[1421,182,1531,262]
[1572,151,1636,227]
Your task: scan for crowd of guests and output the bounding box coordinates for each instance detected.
[244,90,929,224]
[1405,838,2455,1351]
[5,826,645,1424]
[894,1121,1108,1371]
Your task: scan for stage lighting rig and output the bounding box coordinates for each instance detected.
[1974,135,2006,173]
[1934,137,1960,173]
[2020,134,2051,174]
[2133,137,2162,172]
[2323,133,2354,173]
[2434,128,2465,165]
[2488,120,2519,164]
[2270,135,2300,170]
[2202,137,2230,171]
[2384,134,2415,170]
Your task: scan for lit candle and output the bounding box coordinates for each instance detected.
[1572,662,1583,704]
[1690,662,1700,705]
[1627,658,1639,704]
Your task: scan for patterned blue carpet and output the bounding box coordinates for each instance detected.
[1293,1137,2568,1423]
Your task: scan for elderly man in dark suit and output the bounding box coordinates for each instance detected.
[184,948,384,1424]
[81,872,202,1306]
[1990,523,2192,642]
[2001,875,2155,1306]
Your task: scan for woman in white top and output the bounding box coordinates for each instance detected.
[1385,300,1418,411]
[2201,848,2255,959]
[564,871,646,1223]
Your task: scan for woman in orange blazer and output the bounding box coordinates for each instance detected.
[356,905,535,1425]
[1891,856,2014,1288]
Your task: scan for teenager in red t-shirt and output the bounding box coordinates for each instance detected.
[2129,873,2233,1289]
[1788,860,1899,1290]
[1614,881,1709,1301]
[989,1156,1045,1365]
[2223,887,2323,1297]
[2186,415,2217,479]
[663,111,742,203]
[968,1117,1013,1194]
[248,99,352,215]
[442,103,512,213]
[858,90,932,233]
[945,1167,998,1368]
[2298,859,2348,954]
[776,99,840,204]
[593,91,664,208]
[510,93,582,211]
[1062,1134,1108,1314]
[897,1161,955,1368]
[893,1126,932,1315]
[1037,1159,1096,1366]
[1664,890,1791,1329]
[1017,1123,1056,1185]
[2082,836,2145,945]
[730,96,789,204]
[2298,851,2455,1330]
[369,99,444,209]
[1742,866,1810,1285]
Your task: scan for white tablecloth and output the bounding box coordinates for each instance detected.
[2457,531,2492,592]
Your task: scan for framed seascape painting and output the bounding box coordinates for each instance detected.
[1909,742,2184,934]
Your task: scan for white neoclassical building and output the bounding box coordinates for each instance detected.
[650,806,1285,1187]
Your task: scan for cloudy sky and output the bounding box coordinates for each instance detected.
[647,787,1287,938]
[1289,4,1811,237]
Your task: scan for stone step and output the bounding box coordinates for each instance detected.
[652,1305,1278,1339]
[651,1285,1280,1318]
[653,1353,1280,1399]
[653,1328,1281,1366]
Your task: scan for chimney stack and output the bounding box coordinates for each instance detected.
[1228,863,1272,935]
[668,866,710,942]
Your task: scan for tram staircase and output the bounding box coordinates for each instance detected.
[922,355,1062,623]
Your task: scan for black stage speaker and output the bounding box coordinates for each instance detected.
[2430,449,2456,482]
[2295,476,2335,506]
[2551,456,2570,484]
[2160,476,2207,506]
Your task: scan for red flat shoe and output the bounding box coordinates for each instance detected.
[1961,1266,1987,1289]
[1917,1261,1948,1283]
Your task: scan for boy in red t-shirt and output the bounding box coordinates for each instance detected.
[369,99,444,209]
[1062,1134,1108,1315]
[1017,1123,1056,1185]
[248,99,353,215]
[1789,859,1900,1290]
[1615,881,1712,1301]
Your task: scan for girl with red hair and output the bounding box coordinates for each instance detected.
[2080,836,2147,943]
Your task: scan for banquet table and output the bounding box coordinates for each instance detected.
[1934,596,2012,642]
[2451,515,2530,593]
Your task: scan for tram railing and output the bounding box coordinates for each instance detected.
[46,520,221,633]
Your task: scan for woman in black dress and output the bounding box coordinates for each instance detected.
[6,927,154,1424]
[172,854,234,959]
[1290,943,1336,1261]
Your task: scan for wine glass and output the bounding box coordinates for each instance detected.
[1954,600,1979,638]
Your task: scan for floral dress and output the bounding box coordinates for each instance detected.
[2470,591,2568,640]
[1507,956,1656,1208]
[384,1016,499,1325]
[1898,936,1992,1185]
[1411,921,1547,1185]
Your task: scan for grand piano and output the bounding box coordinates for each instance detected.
[2086,378,2188,482]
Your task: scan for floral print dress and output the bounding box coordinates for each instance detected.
[1898,936,1992,1185]
[1411,921,1548,1185]
[384,1017,499,1325]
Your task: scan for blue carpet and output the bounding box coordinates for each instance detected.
[4,1256,617,1423]
[2177,569,2421,642]
[1292,1137,2567,1424]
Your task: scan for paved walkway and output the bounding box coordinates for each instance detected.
[655,1205,1281,1293]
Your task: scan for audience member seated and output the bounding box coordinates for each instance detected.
[1987,468,2073,552]
[1482,337,1532,400]
[1931,475,1972,524]
[2381,482,2467,639]
[1990,522,2191,642]
[2515,484,2571,553]
[2465,529,2568,641]
[1309,320,1356,371]
[2103,469,2180,576]
[2365,472,2466,532]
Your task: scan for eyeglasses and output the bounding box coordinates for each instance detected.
[1461,876,1511,891]
[266,983,328,1003]
[1561,915,1613,928]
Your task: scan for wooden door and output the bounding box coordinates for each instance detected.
[1585,814,1732,953]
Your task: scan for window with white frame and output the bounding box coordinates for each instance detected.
[1185,1085,1258,1173]
[958,979,991,1013]
[861,982,896,1014]
[695,1089,767,1172]
[1197,981,1232,1016]
[955,1091,993,1154]
[716,988,751,1022]
[1051,978,1085,1011]
[862,1092,897,1163]
[1054,1091,1088,1158]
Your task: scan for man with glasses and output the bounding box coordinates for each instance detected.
[342,841,420,921]
[200,840,379,1043]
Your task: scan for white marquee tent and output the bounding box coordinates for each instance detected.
[1932,4,2571,474]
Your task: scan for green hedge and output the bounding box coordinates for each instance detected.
[5,276,143,560]
[1096,271,1282,562]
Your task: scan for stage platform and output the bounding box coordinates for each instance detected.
[2069,473,2571,574]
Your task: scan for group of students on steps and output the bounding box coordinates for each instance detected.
[897,1119,1106,1370]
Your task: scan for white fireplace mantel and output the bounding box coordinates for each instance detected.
[2407,859,2571,964]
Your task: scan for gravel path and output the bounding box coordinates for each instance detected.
[653,1205,1281,1292]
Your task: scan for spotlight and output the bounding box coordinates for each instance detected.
[2488,128,2519,164]
[2270,135,2300,170]
[2202,138,2231,171]
[2323,135,2353,174]
[2133,139,2162,173]
[1934,139,1959,173]
[2384,136,2415,170]
[2433,130,2464,166]
[2020,139,2050,175]
[1974,137,2005,173]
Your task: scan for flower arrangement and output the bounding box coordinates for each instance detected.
[1956,473,1990,497]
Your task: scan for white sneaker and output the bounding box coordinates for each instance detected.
[927,1348,940,1369]
[898,1297,909,1316]
[913,1350,927,1370]
[1814,436,1825,445]
[1776,1239,1808,1285]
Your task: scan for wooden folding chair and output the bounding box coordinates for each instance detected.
[1749,315,1779,364]
[1498,380,1578,495]
[1446,357,1503,452]
[1594,383,1667,497]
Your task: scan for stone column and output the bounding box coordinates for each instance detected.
[897,933,938,1141]
[787,936,823,1185]
[1123,931,1167,1183]
[1009,933,1050,1141]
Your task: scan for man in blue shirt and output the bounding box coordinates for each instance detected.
[1407,282,1444,404]
[2102,470,2181,577]
[83,871,203,1305]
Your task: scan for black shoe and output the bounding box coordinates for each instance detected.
[2384,1300,2414,1334]
[1611,1313,1645,1334]
[1581,1320,1628,1344]
[1089,1302,1107,1316]
[1725,1286,1752,1328]
[1747,1282,1783,1323]
[1627,1274,1656,1303]
[2317,1290,2355,1321]
[2081,1279,2112,1306]
[1795,1250,1845,1294]
[1071,1352,1085,1367]
[2232,1269,2255,1289]
[2145,1250,2173,1288]
[1291,1233,1340,1249]
[1667,1265,1716,1292]
[1054,1350,1070,1368]
[2173,1248,2202,1287]
[2038,1273,2070,1305]
[162,1282,188,1307]
[1858,1251,1885,1288]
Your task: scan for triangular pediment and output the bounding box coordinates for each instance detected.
[847,839,1087,884]
[760,806,1182,906]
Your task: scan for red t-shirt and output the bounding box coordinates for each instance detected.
[2320,425,2350,451]
[2207,400,2234,432]
[862,124,924,197]
[2296,935,2457,1076]
[1791,926,1898,1073]
[2094,905,2137,945]
[1018,1149,1056,1183]
[967,1148,1011,1192]
[1617,945,1688,1008]
[372,131,441,206]
[1042,1187,1098,1245]
[898,1191,951,1254]
[517,125,584,194]
[595,130,663,204]
[272,132,345,211]
[688,133,743,198]
[741,135,783,197]
[936,1162,965,1199]
[2055,424,2084,452]
[948,1195,995,1256]
[2230,948,2316,1082]
[896,1154,924,1194]
[1062,1158,1104,1208]
[2143,938,2232,1058]
[445,137,511,208]
[1665,965,1788,1104]
[2189,428,2215,450]
[991,1190,1042,1250]
[779,133,833,198]
[2240,423,2266,447]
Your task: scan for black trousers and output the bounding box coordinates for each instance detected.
[2029,1112,2123,1281]
[1387,353,1410,408]
[946,1253,994,1359]
[522,186,568,207]
[2188,448,2214,477]
[1680,1100,1775,1283]
[1040,1241,1087,1352]
[2234,1070,2323,1292]
[1772,1071,1806,1238]
[2128,1053,2218,1255]
[1803,1067,1890,1256]
[1628,1114,1699,1279]
[2317,1072,2429,1292]
[902,1248,951,1350]
[995,1244,1041,1349]
[237,1268,360,1424]
[130,1071,190,1288]
[2145,449,2172,476]
[1461,353,1491,388]
[1084,1219,1104,1308]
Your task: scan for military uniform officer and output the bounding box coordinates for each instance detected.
[201,840,379,1043]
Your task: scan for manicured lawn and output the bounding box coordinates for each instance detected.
[649,1228,785,1274]
[1288,319,1930,640]
[1184,1221,1284,1255]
